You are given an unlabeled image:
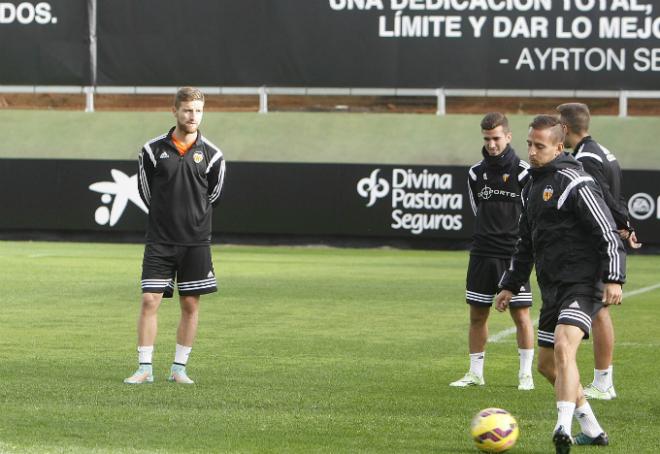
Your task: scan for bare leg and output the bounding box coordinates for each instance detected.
[469,305,490,354]
[137,292,164,346]
[591,307,614,370]
[510,306,534,350]
[449,304,490,386]
[537,346,556,384]
[177,295,200,347]
[538,343,588,408]
[554,325,585,404]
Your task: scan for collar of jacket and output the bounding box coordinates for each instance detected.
[166,126,204,150]
[481,144,515,169]
[529,152,582,177]
[571,135,593,155]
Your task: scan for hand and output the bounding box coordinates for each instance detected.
[602,283,623,306]
[627,231,642,249]
[495,290,513,312]
[618,229,642,249]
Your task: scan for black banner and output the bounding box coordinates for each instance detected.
[0,0,90,85]
[624,170,660,245]
[0,160,471,239]
[3,1,659,89]
[1,159,659,246]
[96,0,660,89]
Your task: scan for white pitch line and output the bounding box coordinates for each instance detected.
[624,282,660,298]
[489,322,531,344]
[489,282,660,343]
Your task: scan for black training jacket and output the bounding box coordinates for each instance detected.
[572,136,630,231]
[468,145,530,258]
[137,127,226,245]
[500,153,626,293]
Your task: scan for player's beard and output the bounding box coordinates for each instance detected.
[177,121,199,135]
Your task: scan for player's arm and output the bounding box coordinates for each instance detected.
[467,167,479,215]
[580,158,629,231]
[137,145,156,208]
[495,290,514,313]
[573,181,626,303]
[624,230,642,249]
[497,199,534,312]
[206,151,226,207]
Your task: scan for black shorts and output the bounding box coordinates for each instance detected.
[466,255,532,308]
[537,282,603,348]
[141,243,217,298]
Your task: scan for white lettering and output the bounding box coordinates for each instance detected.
[494,16,548,38]
[0,2,53,24]
[382,0,552,11]
[516,47,625,71]
[391,189,463,209]
[391,210,463,234]
[600,17,660,39]
[556,16,592,39]
[633,48,660,71]
[329,0,384,10]
[392,169,453,190]
[468,15,487,37]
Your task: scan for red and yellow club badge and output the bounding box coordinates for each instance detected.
[543,185,554,201]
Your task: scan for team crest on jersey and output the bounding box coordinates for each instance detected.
[193,151,204,164]
[543,185,554,201]
[503,173,510,182]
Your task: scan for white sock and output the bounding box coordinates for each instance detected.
[518,348,534,376]
[554,401,575,435]
[574,402,604,437]
[469,352,485,377]
[593,366,613,390]
[174,344,192,366]
[137,345,153,365]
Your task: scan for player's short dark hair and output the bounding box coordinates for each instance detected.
[529,115,565,144]
[556,102,590,135]
[480,112,510,133]
[174,87,205,108]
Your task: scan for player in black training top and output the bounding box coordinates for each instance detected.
[124,87,226,385]
[497,115,626,452]
[557,102,640,401]
[449,113,535,391]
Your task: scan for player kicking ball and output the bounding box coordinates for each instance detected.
[497,116,625,453]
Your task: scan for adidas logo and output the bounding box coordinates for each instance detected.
[160,152,169,159]
[569,301,580,309]
[207,271,214,278]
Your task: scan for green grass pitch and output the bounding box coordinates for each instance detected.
[0,241,658,453]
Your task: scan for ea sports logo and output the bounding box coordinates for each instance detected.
[628,193,655,221]
[357,169,390,207]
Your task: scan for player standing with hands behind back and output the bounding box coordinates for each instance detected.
[557,102,640,400]
[124,87,226,384]
[450,113,535,391]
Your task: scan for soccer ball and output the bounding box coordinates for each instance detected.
[470,408,519,453]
